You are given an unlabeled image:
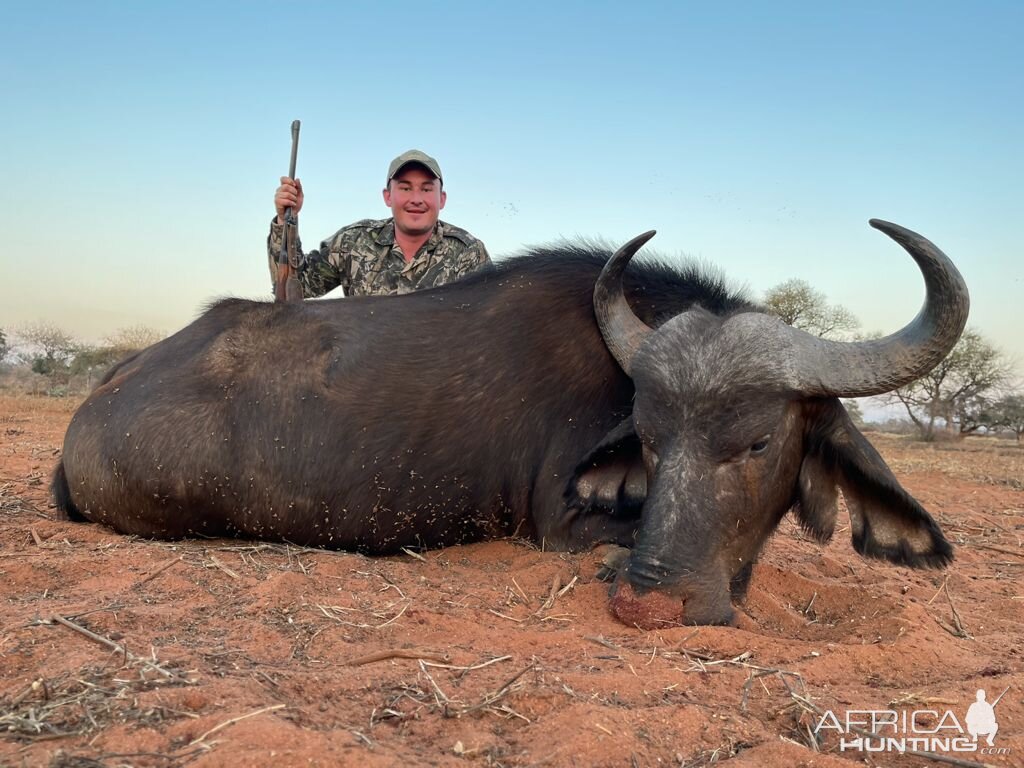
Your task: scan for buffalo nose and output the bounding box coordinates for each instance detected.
[609,579,685,630]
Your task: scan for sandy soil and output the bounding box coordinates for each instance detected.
[2,393,1022,768]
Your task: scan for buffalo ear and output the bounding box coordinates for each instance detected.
[794,448,840,544]
[797,399,952,568]
[565,417,646,518]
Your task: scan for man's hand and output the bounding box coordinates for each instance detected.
[275,177,304,223]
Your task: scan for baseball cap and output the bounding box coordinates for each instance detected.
[387,149,443,185]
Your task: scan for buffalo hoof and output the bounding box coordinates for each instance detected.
[608,581,685,630]
[595,544,632,583]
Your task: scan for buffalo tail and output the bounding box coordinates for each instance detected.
[51,460,86,522]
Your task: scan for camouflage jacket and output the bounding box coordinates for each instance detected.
[267,217,491,298]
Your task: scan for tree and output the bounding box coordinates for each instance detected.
[763,279,860,340]
[102,325,164,355]
[954,393,996,436]
[986,393,1024,442]
[0,328,8,364]
[70,326,165,390]
[884,329,1011,441]
[15,322,82,391]
[69,343,121,382]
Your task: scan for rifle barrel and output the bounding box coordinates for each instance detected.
[288,120,300,182]
[283,120,301,223]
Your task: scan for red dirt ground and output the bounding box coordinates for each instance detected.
[2,393,1022,768]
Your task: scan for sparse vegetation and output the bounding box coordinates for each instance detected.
[1,323,165,396]
[12,322,82,395]
[885,328,1012,441]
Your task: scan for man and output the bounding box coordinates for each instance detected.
[267,149,490,299]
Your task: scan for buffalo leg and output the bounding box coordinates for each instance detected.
[729,561,755,603]
[560,511,639,553]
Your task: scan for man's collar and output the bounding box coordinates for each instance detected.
[375,219,397,247]
[427,220,445,248]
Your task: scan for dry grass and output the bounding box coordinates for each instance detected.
[0,651,193,742]
[0,393,81,420]
[870,433,1024,490]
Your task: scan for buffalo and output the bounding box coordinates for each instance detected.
[52,219,969,626]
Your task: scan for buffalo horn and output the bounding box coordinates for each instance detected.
[593,230,657,374]
[789,219,970,397]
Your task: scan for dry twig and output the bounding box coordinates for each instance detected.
[136,554,184,585]
[400,547,426,561]
[50,615,181,680]
[208,554,240,579]
[316,602,409,629]
[447,663,537,718]
[421,655,512,671]
[935,581,972,639]
[348,648,449,666]
[187,703,286,746]
[540,573,562,611]
[510,577,530,605]
[488,608,523,623]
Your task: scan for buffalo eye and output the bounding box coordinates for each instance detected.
[749,436,771,455]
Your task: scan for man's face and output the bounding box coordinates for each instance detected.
[383,165,446,238]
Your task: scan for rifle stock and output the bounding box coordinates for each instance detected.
[274,257,302,301]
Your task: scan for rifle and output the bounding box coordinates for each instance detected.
[274,119,302,302]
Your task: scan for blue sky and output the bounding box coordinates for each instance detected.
[2,1,1021,380]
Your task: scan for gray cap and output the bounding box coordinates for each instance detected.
[387,149,443,185]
